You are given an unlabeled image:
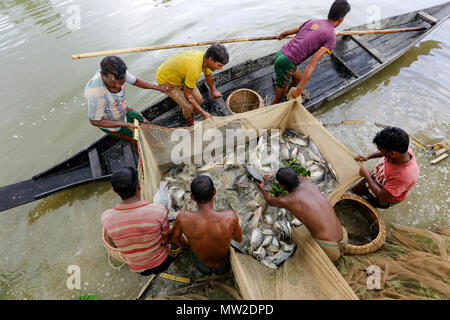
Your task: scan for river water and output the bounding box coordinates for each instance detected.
[0,0,448,299]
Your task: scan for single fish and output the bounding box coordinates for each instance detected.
[261,236,273,247]
[245,165,263,183]
[250,228,264,252]
[272,248,295,266]
[234,174,249,188]
[261,258,278,270]
[198,162,220,172]
[289,136,308,147]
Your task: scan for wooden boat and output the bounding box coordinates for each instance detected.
[1,3,449,212]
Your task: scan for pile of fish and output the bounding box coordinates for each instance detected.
[154,129,338,269]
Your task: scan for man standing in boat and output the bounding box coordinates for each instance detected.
[352,127,419,209]
[102,166,182,276]
[170,176,242,275]
[256,168,348,262]
[85,56,173,150]
[155,43,229,126]
[271,0,351,105]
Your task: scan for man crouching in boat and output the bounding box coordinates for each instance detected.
[102,166,182,275]
[155,43,229,126]
[256,168,347,262]
[271,0,351,105]
[85,56,173,152]
[170,176,242,275]
[351,127,419,209]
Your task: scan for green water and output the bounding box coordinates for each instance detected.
[0,0,449,299]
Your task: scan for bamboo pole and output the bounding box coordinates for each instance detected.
[71,26,427,60]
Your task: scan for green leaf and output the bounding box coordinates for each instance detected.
[76,294,98,300]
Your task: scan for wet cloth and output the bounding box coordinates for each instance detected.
[156,50,212,89]
[101,201,171,273]
[314,226,348,262]
[163,86,203,126]
[192,251,231,275]
[85,70,137,131]
[273,50,298,89]
[368,148,419,203]
[281,19,336,66]
[138,244,183,276]
[100,107,145,142]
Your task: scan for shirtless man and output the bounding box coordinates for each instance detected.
[256,167,347,261]
[170,175,242,275]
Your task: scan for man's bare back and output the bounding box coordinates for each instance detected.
[281,178,342,241]
[171,208,242,268]
[257,176,342,242]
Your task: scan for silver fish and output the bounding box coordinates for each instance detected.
[261,236,273,247]
[289,136,308,147]
[250,228,264,252]
[261,258,278,270]
[252,245,267,259]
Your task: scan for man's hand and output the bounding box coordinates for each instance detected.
[359,166,371,179]
[201,112,213,121]
[158,83,174,95]
[124,122,139,131]
[255,179,265,191]
[287,87,302,101]
[276,33,284,40]
[354,155,369,162]
[211,90,222,99]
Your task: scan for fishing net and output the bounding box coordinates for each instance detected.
[335,224,450,300]
[137,99,361,299]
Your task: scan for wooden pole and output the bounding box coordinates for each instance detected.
[71,26,427,60]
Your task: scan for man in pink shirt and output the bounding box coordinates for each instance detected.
[102,166,182,275]
[352,127,419,209]
[271,0,351,105]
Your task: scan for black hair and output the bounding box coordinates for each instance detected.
[328,0,351,21]
[276,167,299,191]
[191,175,214,204]
[100,56,127,80]
[111,166,138,200]
[205,43,229,65]
[373,127,409,153]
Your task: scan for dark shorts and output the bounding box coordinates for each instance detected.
[273,50,298,89]
[357,179,399,209]
[100,107,145,142]
[192,252,231,276]
[138,244,183,276]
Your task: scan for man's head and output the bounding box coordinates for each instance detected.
[100,56,128,93]
[328,0,351,27]
[276,167,300,191]
[111,166,139,200]
[205,43,229,71]
[190,175,216,204]
[373,127,410,160]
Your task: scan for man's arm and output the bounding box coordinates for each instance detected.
[183,86,212,120]
[133,78,173,94]
[290,47,328,99]
[354,151,383,162]
[231,211,243,243]
[359,167,397,203]
[276,26,301,40]
[89,119,138,130]
[170,214,190,248]
[204,74,222,99]
[255,180,286,208]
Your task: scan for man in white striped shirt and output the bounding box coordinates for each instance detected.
[85,56,172,150]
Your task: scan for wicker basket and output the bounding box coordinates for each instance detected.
[102,228,126,263]
[335,193,386,255]
[226,88,264,114]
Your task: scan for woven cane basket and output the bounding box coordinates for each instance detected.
[336,193,386,255]
[102,228,126,263]
[226,88,264,114]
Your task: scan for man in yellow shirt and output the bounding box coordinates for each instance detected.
[156,43,229,126]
